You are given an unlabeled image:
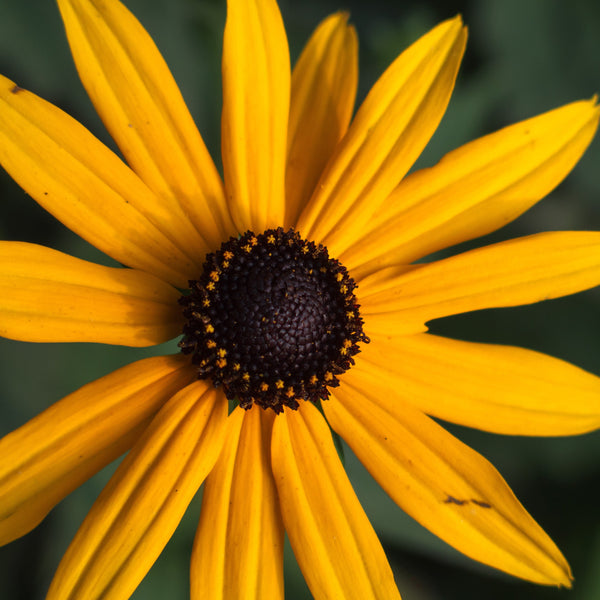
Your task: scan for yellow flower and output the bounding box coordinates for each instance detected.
[1,0,600,598]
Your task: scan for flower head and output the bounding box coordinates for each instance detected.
[1,0,600,598]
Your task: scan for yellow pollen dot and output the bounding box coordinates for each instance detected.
[202,299,210,307]
[309,374,318,385]
[336,273,344,282]
[222,260,230,268]
[223,250,234,260]
[324,371,333,381]
[217,348,227,358]
[216,358,227,368]
[233,362,241,371]
[210,271,219,281]
[286,387,295,397]
[206,340,217,348]
[340,340,352,354]
[242,244,252,253]
[340,284,348,294]
[249,236,258,246]
[205,324,214,333]
[267,234,275,243]
[301,246,309,254]
[242,372,250,381]
[346,310,355,318]
[260,382,269,391]
[320,267,327,273]
[275,379,284,389]
[206,281,215,291]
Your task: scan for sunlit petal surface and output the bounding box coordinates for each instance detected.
[272,402,401,600]
[47,381,228,600]
[57,0,234,251]
[191,407,284,600]
[326,387,572,586]
[0,75,200,288]
[221,0,290,232]
[352,334,600,435]
[360,232,600,329]
[0,242,182,346]
[285,12,358,228]
[297,16,466,252]
[0,354,194,545]
[342,100,600,278]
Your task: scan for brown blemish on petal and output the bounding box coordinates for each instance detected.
[444,495,467,506]
[444,495,492,509]
[10,84,24,94]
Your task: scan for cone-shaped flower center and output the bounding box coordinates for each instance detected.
[179,228,368,412]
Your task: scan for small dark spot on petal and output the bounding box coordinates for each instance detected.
[471,499,492,509]
[11,84,24,94]
[444,495,467,506]
[444,495,493,509]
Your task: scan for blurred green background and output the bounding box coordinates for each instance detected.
[1,0,600,598]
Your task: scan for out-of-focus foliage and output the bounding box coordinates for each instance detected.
[0,0,599,598]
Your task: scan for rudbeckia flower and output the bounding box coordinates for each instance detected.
[1,0,600,598]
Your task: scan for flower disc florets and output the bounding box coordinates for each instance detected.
[179,228,369,413]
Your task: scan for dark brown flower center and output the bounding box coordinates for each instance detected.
[178,228,368,413]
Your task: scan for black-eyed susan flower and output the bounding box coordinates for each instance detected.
[1,0,600,598]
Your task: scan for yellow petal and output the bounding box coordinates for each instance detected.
[357,266,428,337]
[271,402,401,600]
[325,386,572,586]
[47,381,228,600]
[57,0,234,250]
[342,99,600,278]
[0,75,200,288]
[0,242,182,346]
[222,0,290,232]
[0,354,194,546]
[285,12,358,228]
[296,16,467,250]
[191,407,283,600]
[351,333,600,436]
[360,232,600,328]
